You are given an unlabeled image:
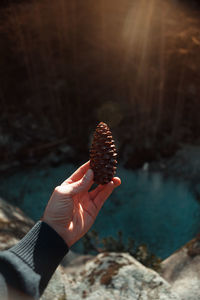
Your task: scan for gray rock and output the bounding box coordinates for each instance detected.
[161,237,200,300]
[63,252,181,300]
[61,250,94,269]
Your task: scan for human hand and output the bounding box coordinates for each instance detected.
[42,161,121,247]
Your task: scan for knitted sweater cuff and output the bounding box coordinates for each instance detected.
[9,221,69,292]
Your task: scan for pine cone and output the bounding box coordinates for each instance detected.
[90,122,117,185]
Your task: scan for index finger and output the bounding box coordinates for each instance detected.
[93,177,121,209]
[62,161,91,185]
[93,181,115,210]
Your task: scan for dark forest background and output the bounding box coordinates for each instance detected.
[0,0,200,170]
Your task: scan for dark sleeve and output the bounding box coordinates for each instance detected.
[0,221,69,299]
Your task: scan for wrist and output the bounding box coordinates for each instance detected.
[41,218,67,244]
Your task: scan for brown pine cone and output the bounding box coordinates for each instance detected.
[90,122,117,185]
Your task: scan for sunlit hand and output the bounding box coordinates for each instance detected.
[42,161,121,247]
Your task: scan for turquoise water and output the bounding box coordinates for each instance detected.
[0,163,199,259]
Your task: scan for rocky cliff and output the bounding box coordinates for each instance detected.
[0,197,200,300]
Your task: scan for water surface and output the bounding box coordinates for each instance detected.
[0,163,199,259]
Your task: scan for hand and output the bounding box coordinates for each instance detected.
[42,161,121,247]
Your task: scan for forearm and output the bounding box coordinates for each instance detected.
[0,221,68,299]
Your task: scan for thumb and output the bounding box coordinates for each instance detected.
[67,169,94,196]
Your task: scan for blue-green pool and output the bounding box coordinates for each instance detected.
[0,163,199,259]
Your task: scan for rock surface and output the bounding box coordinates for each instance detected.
[63,252,181,300]
[161,236,200,300]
